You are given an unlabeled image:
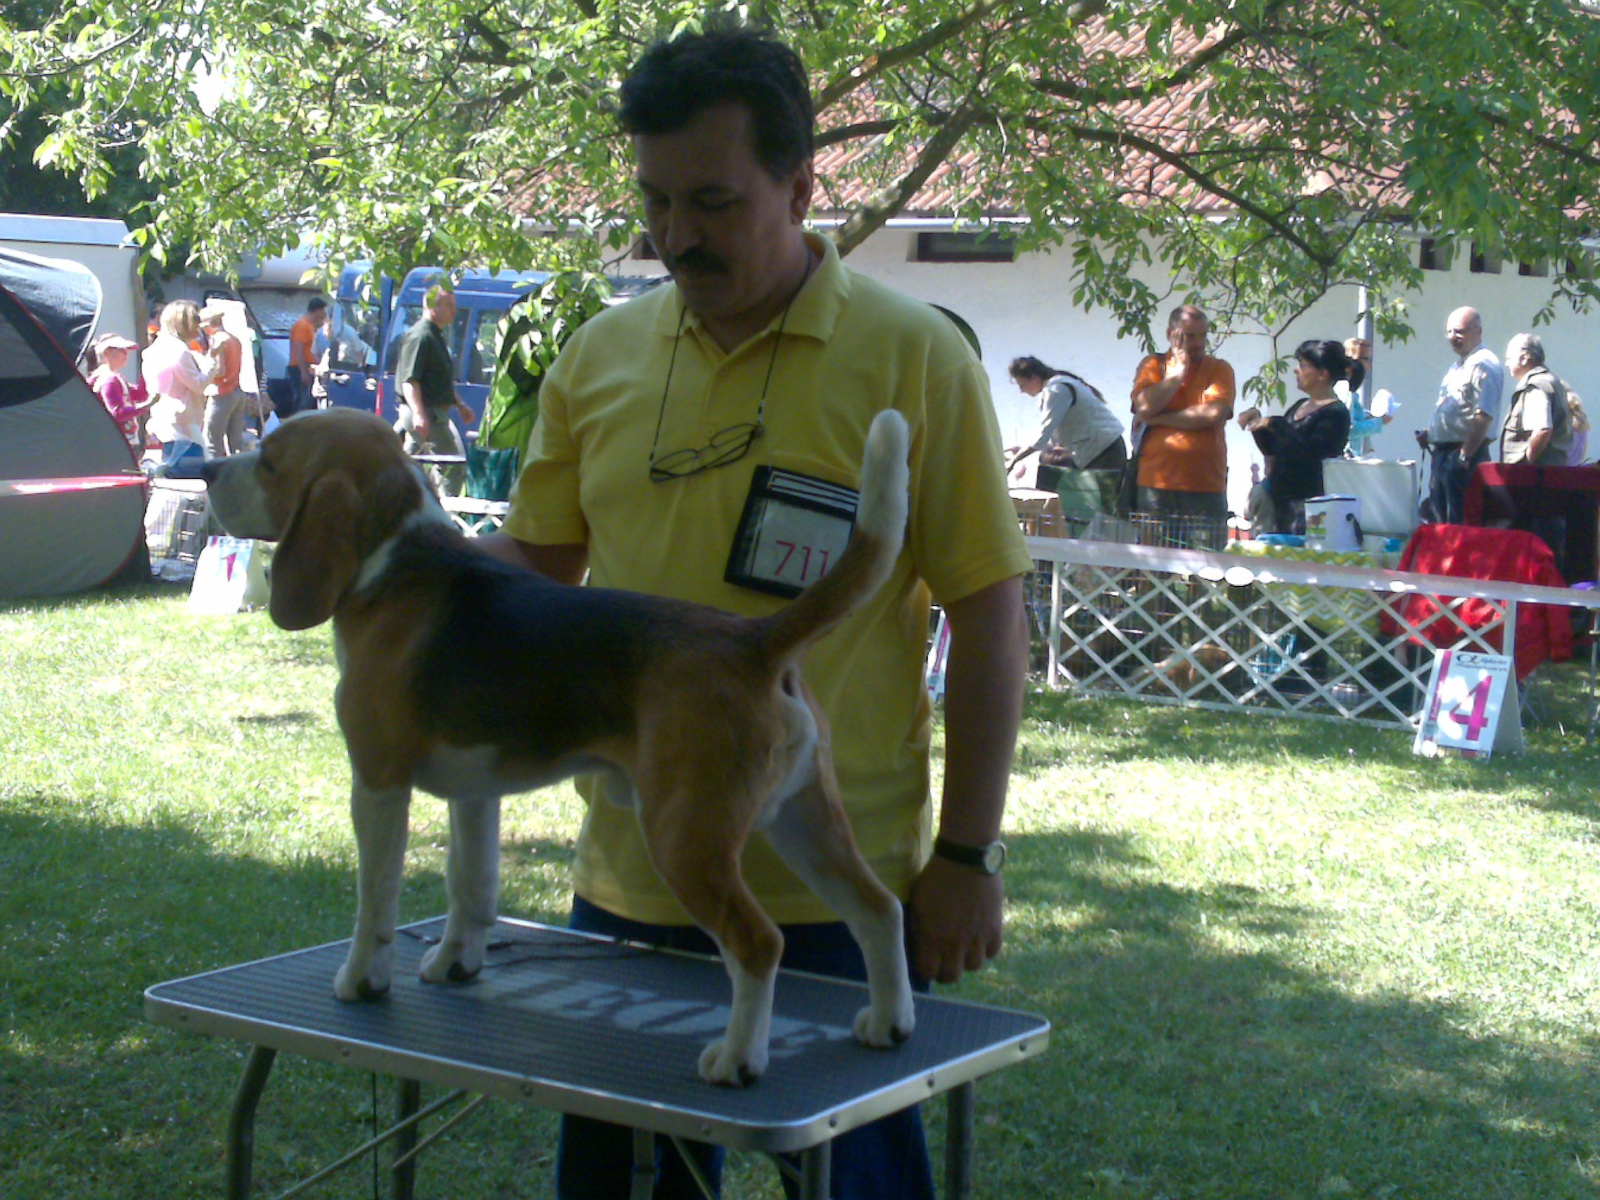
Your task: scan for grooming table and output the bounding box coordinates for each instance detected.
[145,917,1049,1199]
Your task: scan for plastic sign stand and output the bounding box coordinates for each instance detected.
[189,536,272,614]
[1412,649,1521,760]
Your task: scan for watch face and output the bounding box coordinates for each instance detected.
[982,841,1007,873]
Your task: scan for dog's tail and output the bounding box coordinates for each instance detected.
[757,409,910,664]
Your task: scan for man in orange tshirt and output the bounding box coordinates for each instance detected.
[1130,304,1235,542]
[200,302,249,457]
[286,296,328,416]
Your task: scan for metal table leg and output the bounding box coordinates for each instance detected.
[945,1081,975,1200]
[225,1045,277,1200]
[631,1127,655,1200]
[798,1138,832,1200]
[393,1078,422,1200]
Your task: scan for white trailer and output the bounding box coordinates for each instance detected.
[0,213,146,367]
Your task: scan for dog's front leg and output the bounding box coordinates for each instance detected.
[334,778,413,1001]
[419,797,501,985]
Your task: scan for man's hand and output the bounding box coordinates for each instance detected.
[455,399,476,427]
[908,857,1004,984]
[1164,342,1190,380]
[1235,406,1262,430]
[1414,430,1431,451]
[413,408,433,444]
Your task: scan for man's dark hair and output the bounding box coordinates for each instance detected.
[308,296,328,313]
[619,28,814,180]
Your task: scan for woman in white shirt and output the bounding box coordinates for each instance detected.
[142,300,213,472]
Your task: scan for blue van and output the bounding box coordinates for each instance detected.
[376,268,551,434]
[324,263,394,412]
[331,264,663,441]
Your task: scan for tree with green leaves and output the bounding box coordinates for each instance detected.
[4,0,1599,394]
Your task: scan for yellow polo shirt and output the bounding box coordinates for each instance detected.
[504,233,1032,924]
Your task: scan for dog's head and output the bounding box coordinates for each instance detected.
[200,409,424,631]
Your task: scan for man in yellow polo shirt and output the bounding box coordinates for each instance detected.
[1131,304,1236,544]
[484,26,1030,1200]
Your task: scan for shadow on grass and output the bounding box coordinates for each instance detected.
[234,711,321,728]
[974,826,1600,1199]
[0,803,577,1200]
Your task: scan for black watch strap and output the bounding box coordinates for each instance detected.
[933,835,1007,875]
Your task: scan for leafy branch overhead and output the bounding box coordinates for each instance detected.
[3,0,1598,360]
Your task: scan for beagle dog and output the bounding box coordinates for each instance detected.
[200,407,915,1085]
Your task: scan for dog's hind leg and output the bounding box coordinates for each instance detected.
[763,731,915,1049]
[334,778,412,1001]
[420,797,501,985]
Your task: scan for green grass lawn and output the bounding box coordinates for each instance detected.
[4,582,1600,1198]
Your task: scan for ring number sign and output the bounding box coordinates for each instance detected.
[1413,649,1514,760]
[726,466,859,600]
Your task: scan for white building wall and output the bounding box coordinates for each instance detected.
[834,227,1600,513]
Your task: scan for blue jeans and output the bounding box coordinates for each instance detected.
[556,896,935,1200]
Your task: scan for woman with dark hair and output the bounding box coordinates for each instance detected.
[1236,339,1359,534]
[1006,355,1127,509]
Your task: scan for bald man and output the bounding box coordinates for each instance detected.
[1414,306,1504,524]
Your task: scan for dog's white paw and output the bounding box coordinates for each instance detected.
[419,937,485,985]
[333,945,393,1001]
[853,1001,915,1048]
[698,1039,767,1087]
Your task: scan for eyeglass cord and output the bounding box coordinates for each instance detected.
[647,250,817,479]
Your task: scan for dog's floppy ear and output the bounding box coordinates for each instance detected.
[269,474,363,630]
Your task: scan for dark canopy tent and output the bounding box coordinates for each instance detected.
[0,249,145,598]
[0,246,101,362]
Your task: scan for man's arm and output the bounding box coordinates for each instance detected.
[1145,401,1232,430]
[908,573,1028,985]
[477,532,588,583]
[402,378,433,441]
[1522,383,1556,462]
[1133,373,1183,420]
[1462,409,1493,458]
[1459,363,1498,458]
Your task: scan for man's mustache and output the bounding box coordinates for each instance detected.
[662,247,728,275]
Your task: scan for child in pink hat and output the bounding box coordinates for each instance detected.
[87,333,152,450]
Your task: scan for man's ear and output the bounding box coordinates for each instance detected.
[788,159,815,224]
[268,475,362,631]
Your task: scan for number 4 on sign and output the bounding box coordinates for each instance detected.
[1412,649,1518,760]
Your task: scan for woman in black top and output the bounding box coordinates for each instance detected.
[1237,339,1359,534]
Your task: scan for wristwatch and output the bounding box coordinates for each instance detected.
[933,835,1008,875]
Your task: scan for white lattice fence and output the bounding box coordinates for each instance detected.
[1026,536,1600,731]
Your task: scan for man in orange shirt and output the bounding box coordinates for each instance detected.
[199,302,249,457]
[286,297,328,417]
[1130,304,1236,542]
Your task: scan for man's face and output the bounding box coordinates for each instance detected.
[1506,339,1532,378]
[311,308,329,330]
[1446,312,1481,356]
[634,102,812,327]
[428,293,457,328]
[1345,339,1372,370]
[1169,314,1209,358]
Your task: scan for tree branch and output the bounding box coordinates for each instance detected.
[832,96,983,255]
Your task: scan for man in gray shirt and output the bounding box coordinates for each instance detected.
[1415,306,1503,524]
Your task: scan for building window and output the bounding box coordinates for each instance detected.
[1518,258,1549,278]
[1469,242,1503,274]
[1419,237,1454,271]
[633,236,660,261]
[914,231,1017,264]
